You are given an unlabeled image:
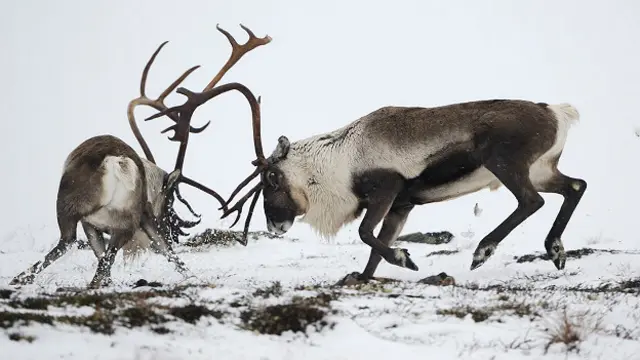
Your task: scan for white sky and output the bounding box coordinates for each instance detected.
[1,1,639,249]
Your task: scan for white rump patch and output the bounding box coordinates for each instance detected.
[85,156,139,231]
[100,156,137,208]
[529,103,580,188]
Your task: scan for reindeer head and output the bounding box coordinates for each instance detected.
[259,136,310,235]
[214,126,313,242]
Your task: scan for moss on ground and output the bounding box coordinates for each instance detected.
[0,289,14,300]
[1,281,343,339]
[6,285,202,312]
[253,281,284,299]
[182,229,284,248]
[8,332,36,343]
[514,248,621,264]
[0,285,227,337]
[396,231,454,245]
[241,292,338,335]
[436,300,542,323]
[169,304,224,324]
[425,249,460,258]
[76,229,287,250]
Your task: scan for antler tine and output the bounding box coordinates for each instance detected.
[253,94,265,160]
[138,25,270,241]
[203,24,272,91]
[238,186,262,246]
[127,41,205,163]
[144,82,265,173]
[220,182,263,227]
[171,210,201,229]
[158,65,201,102]
[140,41,168,98]
[180,175,229,211]
[217,94,266,210]
[174,184,201,218]
[219,167,263,210]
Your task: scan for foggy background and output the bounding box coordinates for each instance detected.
[1,0,638,253]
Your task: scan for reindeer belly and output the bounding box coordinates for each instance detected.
[84,156,140,232]
[405,150,502,204]
[412,167,502,204]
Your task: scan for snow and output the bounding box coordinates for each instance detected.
[2,231,640,359]
[2,0,640,359]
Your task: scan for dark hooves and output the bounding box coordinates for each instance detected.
[405,254,419,271]
[553,257,566,270]
[470,258,485,271]
[388,248,419,271]
[9,274,34,286]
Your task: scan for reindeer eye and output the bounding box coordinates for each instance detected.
[267,171,278,188]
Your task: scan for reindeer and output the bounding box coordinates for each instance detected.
[9,24,271,288]
[174,98,586,284]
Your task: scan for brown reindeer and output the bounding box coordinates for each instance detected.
[10,24,271,288]
[172,98,586,284]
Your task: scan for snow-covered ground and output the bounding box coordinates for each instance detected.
[1,218,639,360]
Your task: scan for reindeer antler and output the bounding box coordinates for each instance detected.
[127,41,207,164]
[204,24,272,91]
[127,24,270,217]
[144,24,271,245]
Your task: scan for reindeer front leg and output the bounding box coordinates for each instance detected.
[140,209,190,277]
[361,204,415,278]
[340,203,415,285]
[351,173,419,275]
[358,203,419,270]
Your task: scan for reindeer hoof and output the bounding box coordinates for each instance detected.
[470,244,497,270]
[546,238,566,270]
[9,273,34,286]
[385,248,419,271]
[88,277,112,289]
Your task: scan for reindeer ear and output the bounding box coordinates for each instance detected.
[272,135,290,160]
[165,169,182,191]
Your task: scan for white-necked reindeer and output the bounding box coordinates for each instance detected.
[10,24,271,288]
[204,99,586,284]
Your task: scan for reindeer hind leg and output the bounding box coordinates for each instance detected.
[88,227,136,289]
[10,212,80,286]
[470,160,545,270]
[81,221,106,259]
[533,169,587,270]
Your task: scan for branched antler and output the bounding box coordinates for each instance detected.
[127,41,207,163]
[204,24,272,91]
[127,24,271,241]
[143,24,271,246]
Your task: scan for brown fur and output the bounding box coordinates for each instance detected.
[259,99,585,279]
[59,135,148,224]
[10,135,189,288]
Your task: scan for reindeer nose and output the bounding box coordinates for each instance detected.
[267,219,291,235]
[266,219,278,234]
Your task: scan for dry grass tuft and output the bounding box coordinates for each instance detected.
[542,307,603,354]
